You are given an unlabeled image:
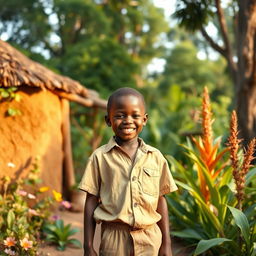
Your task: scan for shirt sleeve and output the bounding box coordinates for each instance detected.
[78,154,100,196]
[159,158,178,196]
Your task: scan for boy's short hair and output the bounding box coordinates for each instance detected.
[107,87,146,113]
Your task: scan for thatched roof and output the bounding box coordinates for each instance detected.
[0,40,106,108]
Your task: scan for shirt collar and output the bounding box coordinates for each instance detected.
[103,136,157,153]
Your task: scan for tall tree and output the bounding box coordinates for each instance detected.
[173,0,256,145]
[0,0,168,93]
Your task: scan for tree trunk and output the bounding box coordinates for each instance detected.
[235,0,256,146]
[236,82,256,145]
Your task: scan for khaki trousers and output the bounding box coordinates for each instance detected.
[99,222,162,256]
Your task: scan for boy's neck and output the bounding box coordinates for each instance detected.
[114,136,139,162]
[114,136,139,148]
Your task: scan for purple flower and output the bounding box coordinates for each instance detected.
[51,215,60,221]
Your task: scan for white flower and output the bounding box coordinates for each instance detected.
[27,193,36,199]
[7,162,15,168]
[4,248,16,255]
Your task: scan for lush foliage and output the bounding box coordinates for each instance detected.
[0,161,78,255]
[141,84,231,161]
[167,88,256,255]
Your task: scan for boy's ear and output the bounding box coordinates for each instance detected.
[105,115,111,127]
[143,113,148,126]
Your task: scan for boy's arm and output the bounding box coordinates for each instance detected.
[156,195,173,256]
[84,193,99,256]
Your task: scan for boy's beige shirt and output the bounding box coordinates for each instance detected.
[79,137,177,229]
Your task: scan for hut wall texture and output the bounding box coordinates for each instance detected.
[0,87,63,194]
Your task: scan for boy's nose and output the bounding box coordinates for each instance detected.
[123,116,133,123]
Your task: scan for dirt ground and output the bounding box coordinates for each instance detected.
[38,209,191,256]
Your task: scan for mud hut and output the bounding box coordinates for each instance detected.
[0,40,106,200]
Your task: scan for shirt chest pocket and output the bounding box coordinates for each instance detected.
[141,167,160,197]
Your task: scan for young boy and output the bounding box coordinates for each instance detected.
[79,87,177,256]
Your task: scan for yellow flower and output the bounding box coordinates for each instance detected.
[39,186,49,192]
[4,237,16,247]
[52,190,62,202]
[20,237,33,250]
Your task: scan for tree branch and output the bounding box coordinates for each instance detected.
[200,27,225,56]
[215,0,237,77]
[52,90,107,109]
[215,0,231,53]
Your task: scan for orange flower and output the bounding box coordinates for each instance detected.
[202,87,213,155]
[20,237,33,250]
[4,237,16,247]
[192,87,229,202]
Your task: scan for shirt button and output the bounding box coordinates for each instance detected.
[132,176,137,181]
[134,202,138,207]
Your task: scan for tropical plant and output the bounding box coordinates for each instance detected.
[167,87,256,255]
[42,219,82,251]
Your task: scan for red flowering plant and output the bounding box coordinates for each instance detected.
[167,88,256,255]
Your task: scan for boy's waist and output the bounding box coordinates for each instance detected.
[101,221,154,231]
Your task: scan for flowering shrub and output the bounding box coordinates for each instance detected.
[0,161,73,255]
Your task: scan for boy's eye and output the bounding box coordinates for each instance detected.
[115,114,125,119]
[133,114,141,118]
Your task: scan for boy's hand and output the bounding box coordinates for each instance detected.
[84,247,98,256]
[156,196,173,256]
[158,242,172,256]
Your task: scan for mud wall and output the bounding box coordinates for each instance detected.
[0,87,63,193]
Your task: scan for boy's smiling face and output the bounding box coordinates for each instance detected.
[105,94,148,142]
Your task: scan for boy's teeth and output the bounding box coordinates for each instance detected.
[123,128,134,132]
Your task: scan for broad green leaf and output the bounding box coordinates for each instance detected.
[219,167,233,187]
[44,224,57,233]
[175,180,194,192]
[68,238,82,248]
[175,180,223,234]
[7,210,15,228]
[56,219,64,230]
[228,206,250,246]
[191,190,223,234]
[244,203,256,220]
[166,196,195,226]
[167,153,199,192]
[194,238,231,255]
[57,240,66,251]
[172,228,203,240]
[67,228,79,237]
[246,168,256,185]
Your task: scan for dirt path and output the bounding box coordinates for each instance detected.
[39,210,190,256]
